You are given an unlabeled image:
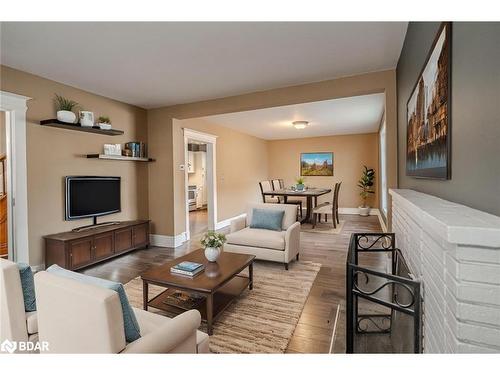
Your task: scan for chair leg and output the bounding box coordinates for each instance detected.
[312,213,317,228]
[299,202,303,218]
[284,263,289,271]
[336,209,340,224]
[296,253,299,261]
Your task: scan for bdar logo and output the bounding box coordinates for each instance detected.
[1,339,17,353]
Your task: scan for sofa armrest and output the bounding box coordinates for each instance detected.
[230,215,247,233]
[121,310,201,354]
[284,221,301,262]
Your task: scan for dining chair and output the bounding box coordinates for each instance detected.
[271,179,303,218]
[312,181,342,229]
[259,180,279,203]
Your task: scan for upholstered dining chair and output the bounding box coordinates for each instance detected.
[271,179,303,218]
[312,182,342,229]
[259,180,279,203]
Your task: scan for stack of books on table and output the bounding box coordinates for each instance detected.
[170,261,204,277]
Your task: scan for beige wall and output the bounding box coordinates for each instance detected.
[173,118,268,235]
[0,66,149,266]
[268,133,379,208]
[148,69,397,236]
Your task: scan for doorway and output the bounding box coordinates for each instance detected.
[183,128,217,241]
[187,140,208,235]
[0,111,8,258]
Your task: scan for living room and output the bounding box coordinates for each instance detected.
[1,3,500,374]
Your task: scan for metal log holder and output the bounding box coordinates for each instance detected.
[346,233,422,353]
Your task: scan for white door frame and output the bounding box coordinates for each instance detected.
[0,91,30,264]
[183,128,217,240]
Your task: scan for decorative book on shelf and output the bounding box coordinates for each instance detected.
[40,119,124,136]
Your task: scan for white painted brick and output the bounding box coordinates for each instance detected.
[390,189,500,353]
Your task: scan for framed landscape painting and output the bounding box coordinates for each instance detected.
[300,152,334,176]
[406,22,451,179]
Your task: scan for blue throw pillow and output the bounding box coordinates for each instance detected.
[46,265,141,343]
[17,263,37,312]
[250,208,285,231]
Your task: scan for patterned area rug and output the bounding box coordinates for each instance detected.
[124,260,321,353]
[301,220,345,235]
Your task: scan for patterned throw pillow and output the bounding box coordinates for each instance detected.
[17,263,37,312]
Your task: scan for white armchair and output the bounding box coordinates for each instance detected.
[34,271,209,353]
[0,258,38,351]
[224,203,301,270]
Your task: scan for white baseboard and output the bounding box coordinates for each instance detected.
[150,232,187,248]
[215,213,246,230]
[337,207,379,215]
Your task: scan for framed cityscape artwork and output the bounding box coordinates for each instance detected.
[406,22,451,179]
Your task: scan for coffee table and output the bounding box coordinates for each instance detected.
[141,248,255,335]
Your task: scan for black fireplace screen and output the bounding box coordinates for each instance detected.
[346,233,422,353]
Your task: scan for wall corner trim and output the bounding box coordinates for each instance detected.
[150,233,187,248]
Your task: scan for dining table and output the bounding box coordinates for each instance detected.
[262,187,332,224]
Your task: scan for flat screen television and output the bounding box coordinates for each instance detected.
[65,176,121,222]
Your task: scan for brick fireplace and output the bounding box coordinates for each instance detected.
[390,189,500,353]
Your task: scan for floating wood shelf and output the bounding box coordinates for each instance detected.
[86,154,155,162]
[40,119,124,136]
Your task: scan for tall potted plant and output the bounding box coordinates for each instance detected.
[54,94,79,123]
[357,166,375,216]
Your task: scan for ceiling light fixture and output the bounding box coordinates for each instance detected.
[292,121,308,129]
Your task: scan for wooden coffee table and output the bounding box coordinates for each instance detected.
[141,249,255,335]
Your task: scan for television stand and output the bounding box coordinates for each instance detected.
[72,219,121,232]
[44,220,150,271]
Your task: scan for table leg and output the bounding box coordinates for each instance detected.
[206,293,214,336]
[142,279,148,311]
[283,195,288,204]
[301,196,313,224]
[249,262,253,290]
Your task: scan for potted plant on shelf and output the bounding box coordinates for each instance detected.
[54,94,79,123]
[200,231,227,262]
[98,116,112,130]
[357,166,375,216]
[295,177,306,191]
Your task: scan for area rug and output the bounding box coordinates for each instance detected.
[124,260,321,353]
[301,220,345,235]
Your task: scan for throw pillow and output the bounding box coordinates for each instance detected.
[250,208,285,231]
[17,263,37,312]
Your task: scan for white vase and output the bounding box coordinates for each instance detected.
[56,110,76,123]
[358,206,370,216]
[204,247,221,262]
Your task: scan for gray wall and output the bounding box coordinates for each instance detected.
[397,22,500,216]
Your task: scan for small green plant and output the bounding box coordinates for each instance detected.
[54,94,79,112]
[358,166,375,207]
[200,231,227,249]
[295,177,306,185]
[98,116,111,124]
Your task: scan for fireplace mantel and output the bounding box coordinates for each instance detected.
[390,189,500,353]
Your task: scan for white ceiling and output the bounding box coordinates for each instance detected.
[199,93,385,140]
[0,22,407,108]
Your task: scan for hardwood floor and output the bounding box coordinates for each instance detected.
[189,208,208,236]
[81,213,382,354]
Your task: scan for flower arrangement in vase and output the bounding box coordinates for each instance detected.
[200,231,227,262]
